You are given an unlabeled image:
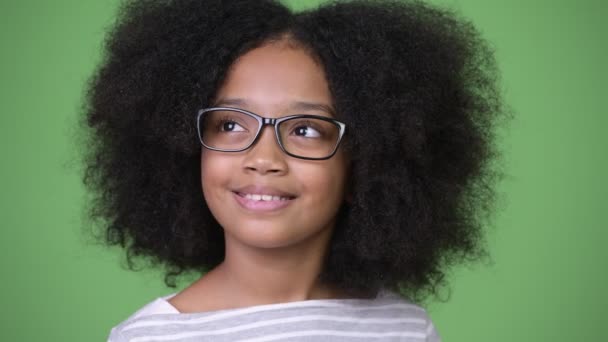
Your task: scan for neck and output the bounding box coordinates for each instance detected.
[214,228,342,306]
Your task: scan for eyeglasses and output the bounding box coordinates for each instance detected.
[196,107,346,160]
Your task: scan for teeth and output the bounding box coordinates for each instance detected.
[244,193,289,201]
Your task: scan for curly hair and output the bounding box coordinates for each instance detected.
[82,0,504,301]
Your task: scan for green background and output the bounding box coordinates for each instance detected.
[0,0,605,340]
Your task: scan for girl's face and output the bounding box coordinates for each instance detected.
[200,41,349,251]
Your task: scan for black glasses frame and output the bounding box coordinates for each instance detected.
[196,107,346,160]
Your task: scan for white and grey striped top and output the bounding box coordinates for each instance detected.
[108,291,440,341]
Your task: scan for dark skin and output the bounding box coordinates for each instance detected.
[169,40,352,313]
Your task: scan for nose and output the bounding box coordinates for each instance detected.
[242,126,288,175]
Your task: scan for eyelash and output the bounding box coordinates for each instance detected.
[290,120,323,135]
[216,115,246,131]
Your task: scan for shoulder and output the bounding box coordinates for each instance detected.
[107,293,178,342]
[372,290,442,341]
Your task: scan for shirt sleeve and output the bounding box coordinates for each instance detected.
[107,327,124,342]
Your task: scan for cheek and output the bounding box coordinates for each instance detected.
[200,152,210,182]
[200,153,211,187]
[200,152,231,197]
[200,154,213,204]
[298,161,348,204]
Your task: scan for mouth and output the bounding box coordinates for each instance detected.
[231,186,297,211]
[234,192,295,202]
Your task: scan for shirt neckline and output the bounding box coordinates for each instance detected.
[156,289,405,316]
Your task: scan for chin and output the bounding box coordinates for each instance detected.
[225,222,329,250]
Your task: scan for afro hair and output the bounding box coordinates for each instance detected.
[82,0,505,301]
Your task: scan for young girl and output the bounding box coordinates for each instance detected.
[83,0,503,340]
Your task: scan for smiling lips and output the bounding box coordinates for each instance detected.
[232,186,296,212]
[242,193,291,202]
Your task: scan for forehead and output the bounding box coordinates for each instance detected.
[214,41,333,112]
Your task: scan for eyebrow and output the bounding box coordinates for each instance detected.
[291,101,336,116]
[213,98,336,116]
[212,98,247,108]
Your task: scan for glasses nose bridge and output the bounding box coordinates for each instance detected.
[260,116,278,128]
[252,115,282,149]
[256,115,281,140]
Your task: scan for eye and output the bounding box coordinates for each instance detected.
[293,124,321,138]
[219,120,246,132]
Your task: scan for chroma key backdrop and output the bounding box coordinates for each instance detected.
[0,0,605,341]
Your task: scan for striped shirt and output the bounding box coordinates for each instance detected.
[108,291,441,341]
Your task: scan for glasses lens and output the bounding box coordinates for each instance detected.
[199,109,258,150]
[278,117,341,159]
